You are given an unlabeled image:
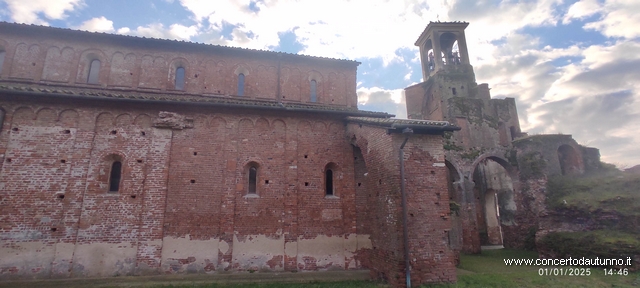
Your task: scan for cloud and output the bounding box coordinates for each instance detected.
[3,0,83,25]
[118,23,199,41]
[562,0,601,24]
[75,16,114,33]
[357,87,407,119]
[582,0,640,39]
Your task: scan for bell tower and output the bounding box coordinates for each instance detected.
[405,21,482,122]
[415,21,472,81]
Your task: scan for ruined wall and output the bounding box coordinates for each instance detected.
[347,123,456,287]
[0,23,357,107]
[0,97,373,279]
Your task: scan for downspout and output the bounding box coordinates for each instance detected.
[399,127,414,287]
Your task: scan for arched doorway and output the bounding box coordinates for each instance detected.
[472,156,516,246]
[558,144,582,176]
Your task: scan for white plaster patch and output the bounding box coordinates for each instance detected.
[161,235,219,273]
[219,239,230,255]
[284,241,297,257]
[0,241,55,277]
[72,242,136,277]
[432,162,446,167]
[297,235,346,269]
[232,234,284,271]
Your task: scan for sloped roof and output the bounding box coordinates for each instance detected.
[347,116,459,132]
[0,22,360,66]
[0,82,392,117]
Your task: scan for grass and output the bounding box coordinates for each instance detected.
[146,281,383,288]
[546,172,640,216]
[425,249,640,288]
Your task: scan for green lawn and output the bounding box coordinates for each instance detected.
[148,281,383,288]
[426,249,640,288]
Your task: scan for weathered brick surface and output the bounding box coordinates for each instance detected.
[0,22,462,287]
[347,124,456,287]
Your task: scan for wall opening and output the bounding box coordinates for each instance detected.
[509,126,517,141]
[237,73,245,96]
[558,144,582,176]
[310,80,317,102]
[248,164,258,194]
[472,157,516,246]
[109,161,122,192]
[325,169,334,195]
[87,59,101,84]
[0,108,5,132]
[175,67,185,90]
[0,50,5,74]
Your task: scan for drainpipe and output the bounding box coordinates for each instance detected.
[399,127,414,287]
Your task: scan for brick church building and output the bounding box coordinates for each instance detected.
[0,20,602,287]
[0,21,462,287]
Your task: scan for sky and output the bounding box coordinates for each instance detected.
[0,0,638,167]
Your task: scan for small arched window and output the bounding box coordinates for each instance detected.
[109,161,122,192]
[237,73,245,96]
[175,67,185,90]
[325,168,334,196]
[248,164,257,194]
[310,80,317,102]
[0,50,5,74]
[87,59,101,84]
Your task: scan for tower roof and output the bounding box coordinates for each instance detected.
[415,21,469,46]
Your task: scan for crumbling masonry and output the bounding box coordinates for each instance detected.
[0,21,603,287]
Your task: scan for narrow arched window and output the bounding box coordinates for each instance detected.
[248,165,257,194]
[325,169,334,196]
[87,59,101,84]
[237,73,245,96]
[0,51,5,74]
[310,80,317,102]
[109,161,122,192]
[175,67,185,90]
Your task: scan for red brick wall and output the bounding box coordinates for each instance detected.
[0,98,372,278]
[347,123,456,287]
[0,24,358,107]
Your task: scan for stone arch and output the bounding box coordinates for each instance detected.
[558,144,583,176]
[0,107,6,131]
[42,46,75,83]
[313,121,327,133]
[0,39,8,77]
[10,43,41,79]
[95,112,115,131]
[243,160,261,196]
[168,57,189,91]
[439,32,459,65]
[115,113,133,127]
[204,59,225,94]
[133,114,153,128]
[77,48,108,84]
[58,109,79,127]
[109,52,136,87]
[306,70,323,103]
[272,119,286,143]
[12,107,35,125]
[255,65,277,98]
[469,154,517,246]
[280,66,301,101]
[35,108,57,126]
[210,116,227,132]
[445,159,462,201]
[233,64,251,96]
[139,55,167,89]
[324,162,339,197]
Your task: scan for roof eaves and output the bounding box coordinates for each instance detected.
[0,21,360,66]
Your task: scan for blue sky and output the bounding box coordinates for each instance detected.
[0,0,639,167]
